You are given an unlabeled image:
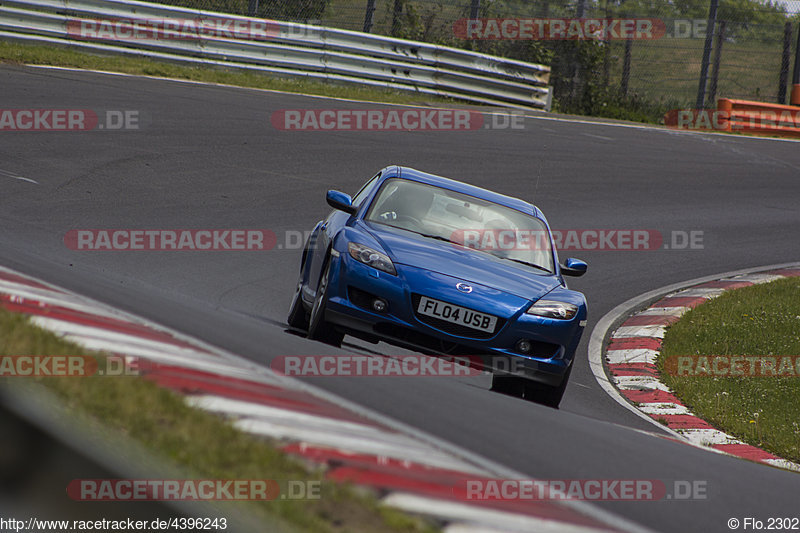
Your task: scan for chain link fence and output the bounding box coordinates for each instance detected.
[148,0,800,120]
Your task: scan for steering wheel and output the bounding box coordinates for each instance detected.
[395,214,424,229]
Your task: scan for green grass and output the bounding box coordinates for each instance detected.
[604,37,785,106]
[0,40,456,108]
[0,307,438,533]
[658,277,800,463]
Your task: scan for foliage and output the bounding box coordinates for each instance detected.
[152,0,332,21]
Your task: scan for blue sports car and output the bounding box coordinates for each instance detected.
[287,166,588,407]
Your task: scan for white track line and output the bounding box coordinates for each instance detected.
[635,307,688,317]
[387,493,615,533]
[186,394,483,473]
[613,377,671,392]
[605,349,659,365]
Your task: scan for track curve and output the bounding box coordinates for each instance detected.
[2,64,800,532]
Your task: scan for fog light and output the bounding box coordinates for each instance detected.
[372,298,388,312]
[516,339,532,354]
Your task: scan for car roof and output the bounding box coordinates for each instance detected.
[378,166,542,218]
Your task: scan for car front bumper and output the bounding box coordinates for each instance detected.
[323,250,585,386]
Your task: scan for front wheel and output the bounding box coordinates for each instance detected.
[307,255,344,347]
[287,282,309,330]
[490,374,526,397]
[523,364,572,409]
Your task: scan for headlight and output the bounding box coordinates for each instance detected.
[348,242,396,275]
[526,299,578,320]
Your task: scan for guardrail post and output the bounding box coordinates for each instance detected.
[707,20,725,107]
[363,0,376,33]
[576,0,586,18]
[792,23,800,105]
[391,0,403,37]
[696,0,719,109]
[779,22,792,104]
[570,0,588,103]
[621,38,632,97]
[602,1,611,87]
[469,0,480,20]
[247,0,258,17]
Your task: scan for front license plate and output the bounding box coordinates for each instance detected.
[417,296,497,333]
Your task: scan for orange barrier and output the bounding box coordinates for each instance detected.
[791,84,800,106]
[717,98,800,138]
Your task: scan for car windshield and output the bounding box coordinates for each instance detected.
[365,178,554,273]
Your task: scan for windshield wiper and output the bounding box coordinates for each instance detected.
[411,231,457,244]
[376,224,458,245]
[412,230,552,273]
[415,231,552,273]
[499,257,551,273]
[382,226,550,272]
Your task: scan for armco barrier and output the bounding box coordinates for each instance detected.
[717,98,800,138]
[0,0,552,110]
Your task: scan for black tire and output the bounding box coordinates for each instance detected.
[490,374,526,397]
[523,364,572,408]
[287,281,309,330]
[307,255,344,347]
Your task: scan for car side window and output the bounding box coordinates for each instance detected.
[352,172,381,208]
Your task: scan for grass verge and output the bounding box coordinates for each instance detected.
[658,277,800,463]
[0,40,455,108]
[0,306,437,533]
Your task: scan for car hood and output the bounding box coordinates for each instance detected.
[362,222,560,301]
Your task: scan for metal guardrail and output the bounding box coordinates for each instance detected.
[0,0,552,110]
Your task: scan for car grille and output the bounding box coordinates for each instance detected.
[411,293,504,339]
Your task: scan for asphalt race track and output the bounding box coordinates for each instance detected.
[2,64,800,532]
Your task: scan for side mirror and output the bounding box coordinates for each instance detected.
[561,258,587,277]
[326,190,357,215]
